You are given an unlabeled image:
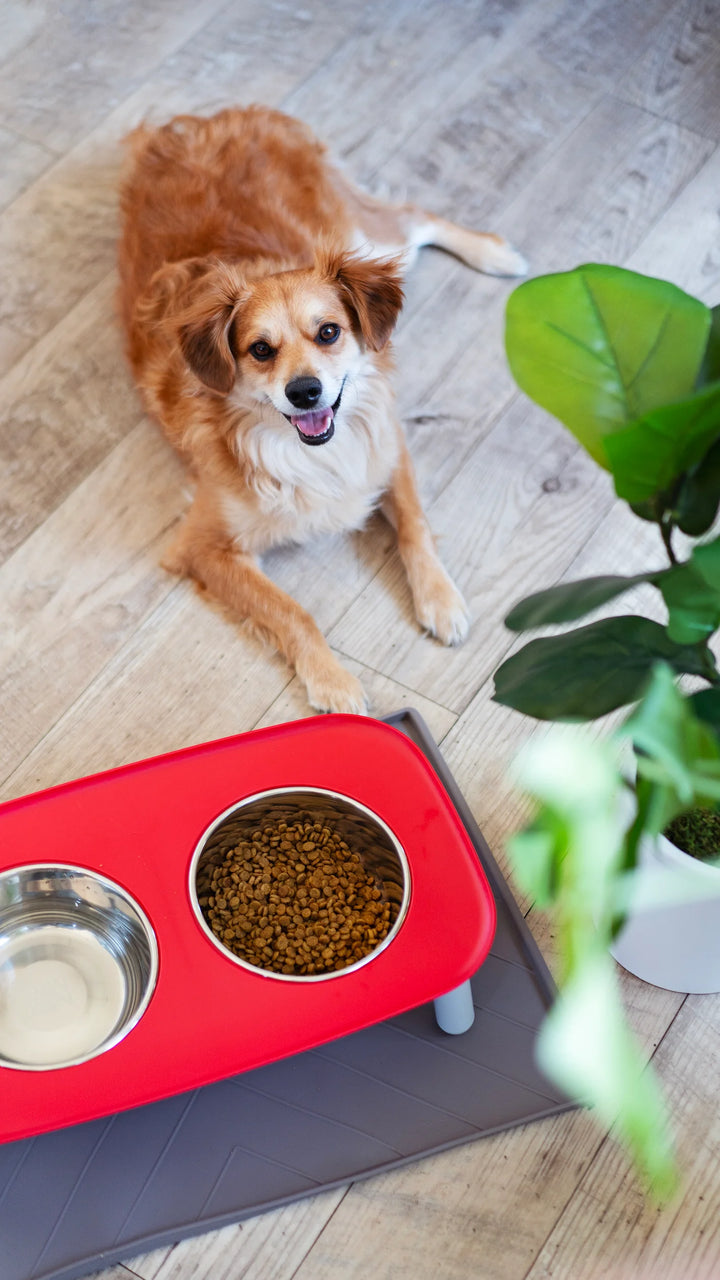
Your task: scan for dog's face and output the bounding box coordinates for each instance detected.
[235,274,361,446]
[179,252,403,446]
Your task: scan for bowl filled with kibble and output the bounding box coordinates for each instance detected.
[190,788,410,980]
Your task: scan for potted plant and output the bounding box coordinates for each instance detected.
[493,263,720,1196]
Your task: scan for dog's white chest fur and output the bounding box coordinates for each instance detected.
[224,404,399,553]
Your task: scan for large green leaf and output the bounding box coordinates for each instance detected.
[537,959,678,1200]
[509,730,624,937]
[505,573,658,631]
[493,616,710,720]
[660,536,720,644]
[604,380,720,505]
[508,729,678,1198]
[505,265,710,465]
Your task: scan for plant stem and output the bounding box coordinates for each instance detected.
[660,518,678,566]
[697,645,720,687]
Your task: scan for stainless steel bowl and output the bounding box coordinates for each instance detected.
[189,787,411,982]
[0,864,158,1071]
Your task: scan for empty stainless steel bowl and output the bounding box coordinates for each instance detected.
[0,864,158,1070]
[189,787,411,981]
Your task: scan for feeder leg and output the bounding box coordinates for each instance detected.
[433,980,474,1034]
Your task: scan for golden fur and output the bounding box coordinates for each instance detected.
[118,106,526,712]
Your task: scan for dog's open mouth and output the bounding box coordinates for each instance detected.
[286,383,344,446]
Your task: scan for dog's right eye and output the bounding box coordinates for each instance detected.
[249,341,274,361]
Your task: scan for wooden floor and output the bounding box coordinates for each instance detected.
[2,0,720,1276]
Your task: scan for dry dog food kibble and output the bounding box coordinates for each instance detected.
[196,816,402,976]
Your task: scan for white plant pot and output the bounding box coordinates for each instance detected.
[610,832,720,993]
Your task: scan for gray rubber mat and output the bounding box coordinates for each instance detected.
[1,710,573,1280]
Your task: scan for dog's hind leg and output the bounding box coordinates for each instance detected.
[335,172,527,277]
[396,206,528,277]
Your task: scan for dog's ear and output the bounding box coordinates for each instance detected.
[178,262,249,394]
[323,252,404,352]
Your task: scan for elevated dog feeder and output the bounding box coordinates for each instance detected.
[0,715,495,1144]
[0,711,572,1280]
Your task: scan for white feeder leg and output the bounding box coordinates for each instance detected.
[433,980,475,1034]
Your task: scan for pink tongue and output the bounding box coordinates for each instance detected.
[291,407,333,436]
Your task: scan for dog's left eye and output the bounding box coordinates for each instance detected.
[316,323,340,344]
[249,341,274,361]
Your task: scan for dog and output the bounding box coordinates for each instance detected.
[117,106,526,713]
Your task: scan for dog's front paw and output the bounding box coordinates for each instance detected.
[414,569,470,646]
[304,659,368,715]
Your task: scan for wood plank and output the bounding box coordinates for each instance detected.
[123,1188,347,1280]
[262,513,393,637]
[92,1271,136,1280]
[93,1270,138,1280]
[0,0,47,69]
[533,0,680,87]
[132,0,378,134]
[0,161,121,378]
[628,144,720,299]
[0,583,292,800]
[287,1111,603,1280]
[361,30,603,222]
[280,898,685,1280]
[400,505,697,1280]
[497,95,714,270]
[284,1035,682,1280]
[285,0,572,182]
[0,421,185,786]
[0,2,57,205]
[0,274,143,559]
[401,92,714,405]
[617,0,720,141]
[0,126,55,212]
[0,0,230,153]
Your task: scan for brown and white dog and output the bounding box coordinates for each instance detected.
[118,106,526,713]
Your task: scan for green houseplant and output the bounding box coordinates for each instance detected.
[493,264,720,1197]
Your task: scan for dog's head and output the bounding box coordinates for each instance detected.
[177,251,404,445]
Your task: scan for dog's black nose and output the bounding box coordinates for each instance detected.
[285,376,323,410]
